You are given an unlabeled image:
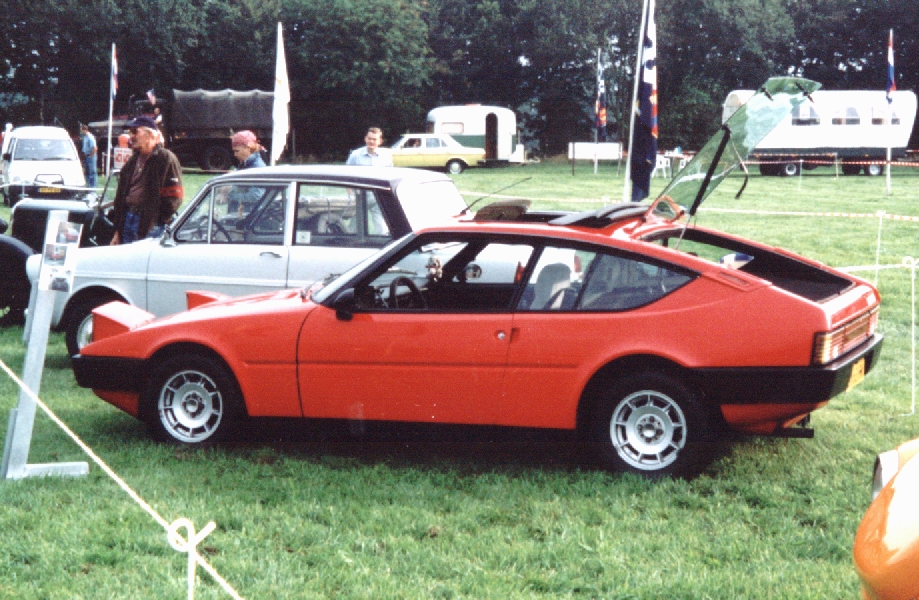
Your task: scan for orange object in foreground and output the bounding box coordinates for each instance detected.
[854,438,919,600]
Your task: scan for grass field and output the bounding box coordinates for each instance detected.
[1,163,918,599]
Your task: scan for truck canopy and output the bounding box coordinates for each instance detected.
[171,89,274,131]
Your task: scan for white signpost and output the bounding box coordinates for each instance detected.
[1,210,89,480]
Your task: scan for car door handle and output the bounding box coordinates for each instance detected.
[260,251,282,258]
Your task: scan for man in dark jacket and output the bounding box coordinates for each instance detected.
[110,116,184,245]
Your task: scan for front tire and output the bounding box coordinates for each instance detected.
[65,295,118,356]
[143,354,244,446]
[864,163,882,176]
[589,373,709,477]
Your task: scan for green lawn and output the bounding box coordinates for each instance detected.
[1,164,918,598]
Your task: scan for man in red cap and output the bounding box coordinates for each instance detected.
[110,115,184,244]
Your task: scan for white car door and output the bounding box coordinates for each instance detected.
[286,182,396,288]
[145,182,292,316]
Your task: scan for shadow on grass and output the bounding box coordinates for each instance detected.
[220,417,736,479]
[236,418,589,475]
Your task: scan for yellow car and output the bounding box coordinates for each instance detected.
[853,437,919,600]
[390,133,485,174]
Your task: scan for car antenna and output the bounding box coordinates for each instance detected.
[459,176,533,216]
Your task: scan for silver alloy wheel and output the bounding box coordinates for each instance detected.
[158,369,224,444]
[75,313,93,351]
[610,389,687,471]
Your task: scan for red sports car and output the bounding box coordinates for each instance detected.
[72,77,883,476]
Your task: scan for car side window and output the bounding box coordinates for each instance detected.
[294,184,391,247]
[518,246,693,311]
[174,183,288,245]
[173,187,213,243]
[353,237,534,312]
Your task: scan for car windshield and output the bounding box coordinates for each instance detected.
[395,179,468,230]
[13,139,78,161]
[658,77,820,216]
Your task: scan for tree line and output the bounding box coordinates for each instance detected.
[1,0,916,160]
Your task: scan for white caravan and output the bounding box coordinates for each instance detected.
[723,89,917,176]
[425,105,525,164]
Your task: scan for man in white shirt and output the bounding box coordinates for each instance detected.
[346,127,392,166]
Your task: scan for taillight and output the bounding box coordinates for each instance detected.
[812,306,879,365]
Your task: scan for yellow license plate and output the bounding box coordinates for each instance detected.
[846,358,866,391]
[39,187,61,194]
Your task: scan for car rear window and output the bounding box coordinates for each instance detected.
[396,180,468,230]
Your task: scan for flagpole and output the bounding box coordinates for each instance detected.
[886,29,894,197]
[623,0,651,203]
[594,47,600,175]
[106,43,116,177]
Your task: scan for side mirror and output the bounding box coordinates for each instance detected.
[333,289,356,321]
[2,152,10,161]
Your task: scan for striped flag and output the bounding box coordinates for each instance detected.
[630,0,658,201]
[111,44,118,100]
[886,29,895,104]
[595,58,607,142]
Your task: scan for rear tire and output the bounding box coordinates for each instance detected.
[447,160,465,174]
[780,162,800,177]
[588,372,710,477]
[841,163,861,176]
[199,146,234,171]
[142,353,244,446]
[864,164,882,176]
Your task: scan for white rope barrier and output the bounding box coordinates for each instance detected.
[0,358,244,600]
[903,256,917,417]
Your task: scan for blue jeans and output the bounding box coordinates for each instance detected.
[83,156,97,188]
[122,211,166,244]
[121,211,141,244]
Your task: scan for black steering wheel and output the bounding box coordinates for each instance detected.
[389,276,427,309]
[211,219,232,242]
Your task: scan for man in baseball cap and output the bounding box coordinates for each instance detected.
[110,114,184,244]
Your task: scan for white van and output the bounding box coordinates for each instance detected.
[1,125,86,207]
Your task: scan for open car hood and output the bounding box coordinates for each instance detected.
[658,77,821,216]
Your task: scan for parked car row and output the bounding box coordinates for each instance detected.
[1,76,908,593]
[25,165,468,356]
[65,78,880,478]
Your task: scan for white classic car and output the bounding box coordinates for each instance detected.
[26,165,469,355]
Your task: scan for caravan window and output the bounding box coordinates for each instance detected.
[441,122,464,135]
[791,104,820,126]
[832,107,860,126]
[871,108,901,125]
